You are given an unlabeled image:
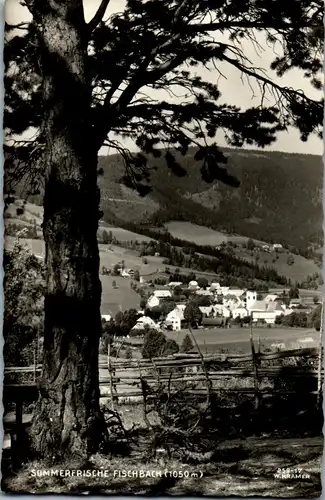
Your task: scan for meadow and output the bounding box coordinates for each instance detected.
[98,226,155,242]
[4,236,164,316]
[234,247,320,283]
[165,220,320,283]
[165,221,254,246]
[165,327,320,353]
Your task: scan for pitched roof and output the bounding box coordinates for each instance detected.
[166,307,185,321]
[153,289,172,297]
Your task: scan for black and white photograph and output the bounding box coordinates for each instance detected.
[2,0,324,495]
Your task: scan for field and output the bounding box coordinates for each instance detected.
[165,221,255,246]
[164,221,321,283]
[98,226,155,242]
[100,275,140,316]
[165,327,320,353]
[234,247,320,283]
[4,237,164,316]
[5,200,321,285]
[5,200,43,225]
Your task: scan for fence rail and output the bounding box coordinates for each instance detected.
[4,347,323,405]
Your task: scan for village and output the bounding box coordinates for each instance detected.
[101,260,321,340]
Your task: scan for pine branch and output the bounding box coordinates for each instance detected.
[87,0,111,35]
[187,20,322,33]
[218,49,322,107]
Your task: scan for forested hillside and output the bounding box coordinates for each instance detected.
[98,148,323,251]
[7,147,323,251]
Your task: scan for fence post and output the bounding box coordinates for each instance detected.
[107,344,115,410]
[317,301,323,409]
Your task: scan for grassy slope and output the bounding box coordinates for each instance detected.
[164,221,320,282]
[5,236,164,316]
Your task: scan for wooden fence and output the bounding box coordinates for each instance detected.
[5,348,324,407]
[100,347,323,408]
[5,347,322,408]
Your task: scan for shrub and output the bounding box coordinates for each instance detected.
[142,329,167,359]
[4,243,45,366]
[125,347,133,359]
[162,339,179,356]
[287,255,295,266]
[181,334,194,353]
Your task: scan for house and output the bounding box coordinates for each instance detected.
[232,307,249,319]
[264,294,279,303]
[262,244,271,252]
[101,314,112,322]
[196,289,214,297]
[199,305,231,319]
[131,316,160,331]
[167,282,183,288]
[245,290,257,310]
[165,305,185,331]
[228,289,246,299]
[290,298,302,308]
[272,243,283,251]
[146,295,160,309]
[199,306,214,317]
[212,304,231,318]
[120,268,132,278]
[153,289,172,299]
[223,295,244,311]
[147,289,172,308]
[202,317,227,327]
[188,280,199,290]
[249,300,285,324]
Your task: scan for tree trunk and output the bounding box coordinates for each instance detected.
[29,0,106,460]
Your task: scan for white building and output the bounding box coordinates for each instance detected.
[101,314,112,322]
[245,290,257,310]
[147,289,172,309]
[165,304,185,331]
[228,289,246,299]
[153,289,172,299]
[199,306,214,317]
[120,268,134,278]
[249,300,285,324]
[273,243,283,251]
[232,307,249,319]
[131,316,160,331]
[196,289,214,297]
[146,295,160,309]
[199,304,231,318]
[264,294,279,303]
[223,295,244,311]
[188,280,199,290]
[167,282,183,288]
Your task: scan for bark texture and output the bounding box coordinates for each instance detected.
[29,0,106,459]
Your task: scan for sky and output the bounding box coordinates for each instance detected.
[4,0,324,156]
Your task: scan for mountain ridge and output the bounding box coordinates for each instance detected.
[98,147,323,251]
